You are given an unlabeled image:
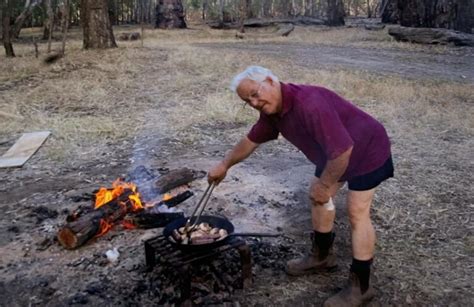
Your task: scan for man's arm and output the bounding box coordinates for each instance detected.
[222,136,259,168]
[311,146,353,205]
[320,146,353,188]
[208,137,260,184]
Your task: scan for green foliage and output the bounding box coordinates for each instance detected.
[189,0,201,10]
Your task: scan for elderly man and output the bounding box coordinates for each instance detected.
[208,66,393,306]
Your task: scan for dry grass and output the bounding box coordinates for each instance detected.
[1,24,472,162]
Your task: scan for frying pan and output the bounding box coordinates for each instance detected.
[163,215,279,252]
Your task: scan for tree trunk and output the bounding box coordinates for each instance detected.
[218,0,224,26]
[326,0,345,26]
[246,0,252,18]
[81,0,117,49]
[12,0,41,39]
[61,0,70,55]
[43,0,52,40]
[155,0,186,29]
[455,0,474,33]
[397,0,473,34]
[381,0,398,23]
[2,0,15,57]
[239,0,246,33]
[202,0,208,20]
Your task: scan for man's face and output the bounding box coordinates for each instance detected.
[236,77,282,115]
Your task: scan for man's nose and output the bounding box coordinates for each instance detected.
[248,97,261,108]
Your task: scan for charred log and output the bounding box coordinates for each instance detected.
[388,26,474,46]
[57,190,134,249]
[155,168,201,194]
[123,212,184,229]
[162,190,194,207]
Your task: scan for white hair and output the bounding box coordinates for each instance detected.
[230,66,279,93]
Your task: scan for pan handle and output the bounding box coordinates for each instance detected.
[228,232,280,238]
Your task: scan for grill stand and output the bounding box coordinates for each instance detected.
[144,236,252,303]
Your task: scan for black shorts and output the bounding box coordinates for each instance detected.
[315,155,394,191]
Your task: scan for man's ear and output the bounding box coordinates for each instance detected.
[265,76,274,85]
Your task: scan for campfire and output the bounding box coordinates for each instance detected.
[57,168,199,249]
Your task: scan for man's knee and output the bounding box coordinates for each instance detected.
[347,189,375,226]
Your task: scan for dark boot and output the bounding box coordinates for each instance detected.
[285,231,337,276]
[323,271,375,307]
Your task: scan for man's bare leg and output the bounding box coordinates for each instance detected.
[347,188,376,260]
[311,180,344,232]
[286,180,343,275]
[323,188,377,307]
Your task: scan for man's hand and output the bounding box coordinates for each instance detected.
[309,178,332,206]
[207,161,228,185]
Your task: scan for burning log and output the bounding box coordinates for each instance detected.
[58,190,135,249]
[58,175,196,249]
[121,190,192,229]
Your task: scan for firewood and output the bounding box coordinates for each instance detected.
[388,26,474,46]
[155,168,201,194]
[123,211,184,229]
[57,190,134,249]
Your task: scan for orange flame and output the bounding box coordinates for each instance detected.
[94,179,143,211]
[162,193,172,201]
[95,219,113,237]
[92,179,145,237]
[122,220,136,229]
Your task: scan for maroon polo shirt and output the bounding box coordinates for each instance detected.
[247,83,391,181]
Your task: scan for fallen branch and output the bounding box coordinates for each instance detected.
[276,24,295,37]
[388,26,474,46]
[209,16,324,29]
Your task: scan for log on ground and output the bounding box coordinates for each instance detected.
[276,24,295,37]
[123,211,184,229]
[155,167,203,194]
[388,26,474,46]
[57,190,134,249]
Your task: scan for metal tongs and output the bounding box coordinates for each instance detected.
[184,182,216,234]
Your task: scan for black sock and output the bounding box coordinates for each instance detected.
[350,258,373,294]
[312,231,335,256]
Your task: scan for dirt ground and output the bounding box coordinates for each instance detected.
[0,23,473,306]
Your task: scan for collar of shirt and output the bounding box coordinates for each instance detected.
[278,82,295,118]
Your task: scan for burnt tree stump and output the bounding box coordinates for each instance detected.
[155,0,186,29]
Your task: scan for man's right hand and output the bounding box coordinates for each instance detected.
[207,161,228,185]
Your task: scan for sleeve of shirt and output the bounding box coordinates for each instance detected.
[247,113,279,144]
[304,92,354,160]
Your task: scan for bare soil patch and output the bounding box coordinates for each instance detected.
[195,42,474,83]
[0,24,472,306]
